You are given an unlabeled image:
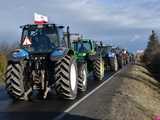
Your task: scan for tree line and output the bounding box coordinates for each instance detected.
[0,41,17,81]
[143,30,160,76]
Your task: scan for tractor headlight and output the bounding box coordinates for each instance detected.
[78,53,86,57]
[82,53,86,56]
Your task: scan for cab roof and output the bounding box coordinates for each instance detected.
[20,24,64,29]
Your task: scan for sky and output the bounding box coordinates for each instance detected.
[0,0,160,52]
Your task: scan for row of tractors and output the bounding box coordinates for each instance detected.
[5,22,134,101]
[98,44,135,72]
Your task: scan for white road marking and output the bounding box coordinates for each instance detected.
[54,70,122,120]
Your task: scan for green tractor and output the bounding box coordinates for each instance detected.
[5,23,85,101]
[71,38,105,91]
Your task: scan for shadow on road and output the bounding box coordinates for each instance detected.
[0,72,114,120]
[0,112,99,120]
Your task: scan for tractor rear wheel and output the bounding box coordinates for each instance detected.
[94,57,104,81]
[5,61,32,101]
[118,56,124,69]
[110,56,118,72]
[55,55,78,100]
[78,63,87,92]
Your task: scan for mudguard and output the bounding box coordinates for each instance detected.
[50,47,68,61]
[9,49,29,62]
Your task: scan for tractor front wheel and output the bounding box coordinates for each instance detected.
[5,61,32,101]
[94,57,104,81]
[78,63,87,92]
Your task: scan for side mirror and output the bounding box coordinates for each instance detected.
[100,41,103,47]
[66,26,71,48]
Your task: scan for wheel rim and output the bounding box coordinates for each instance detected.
[70,63,77,92]
[100,61,104,78]
[115,58,118,71]
[82,68,87,87]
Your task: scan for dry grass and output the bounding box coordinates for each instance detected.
[0,53,7,84]
[108,64,160,120]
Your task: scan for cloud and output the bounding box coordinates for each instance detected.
[130,35,141,42]
[0,0,159,52]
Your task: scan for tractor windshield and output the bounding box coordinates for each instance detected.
[97,46,112,57]
[21,25,64,53]
[105,46,112,53]
[73,41,91,52]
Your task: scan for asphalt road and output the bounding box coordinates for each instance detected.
[63,70,124,120]
[0,70,120,120]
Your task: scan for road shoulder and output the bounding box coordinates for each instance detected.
[109,64,160,120]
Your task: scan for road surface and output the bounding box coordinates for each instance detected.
[0,67,126,120]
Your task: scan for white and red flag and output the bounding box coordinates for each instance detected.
[34,13,48,24]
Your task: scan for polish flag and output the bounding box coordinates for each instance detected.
[34,13,48,24]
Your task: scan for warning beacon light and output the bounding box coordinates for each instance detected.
[34,13,48,24]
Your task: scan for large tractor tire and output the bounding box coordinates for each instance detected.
[5,61,31,101]
[118,56,124,69]
[78,63,87,92]
[55,55,78,100]
[94,57,105,81]
[110,56,118,72]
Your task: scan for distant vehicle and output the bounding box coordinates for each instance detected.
[112,47,129,68]
[97,43,118,72]
[71,38,105,92]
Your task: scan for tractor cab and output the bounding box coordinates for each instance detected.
[96,43,112,58]
[73,40,90,52]
[72,39,96,54]
[103,45,112,57]
[20,24,66,53]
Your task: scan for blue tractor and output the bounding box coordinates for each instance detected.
[5,23,79,101]
[97,43,118,72]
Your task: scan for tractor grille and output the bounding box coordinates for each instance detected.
[30,53,49,60]
[28,53,50,70]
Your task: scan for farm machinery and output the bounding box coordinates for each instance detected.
[5,23,78,101]
[110,47,131,68]
[97,43,118,72]
[71,36,105,91]
[97,42,132,71]
[5,22,104,101]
